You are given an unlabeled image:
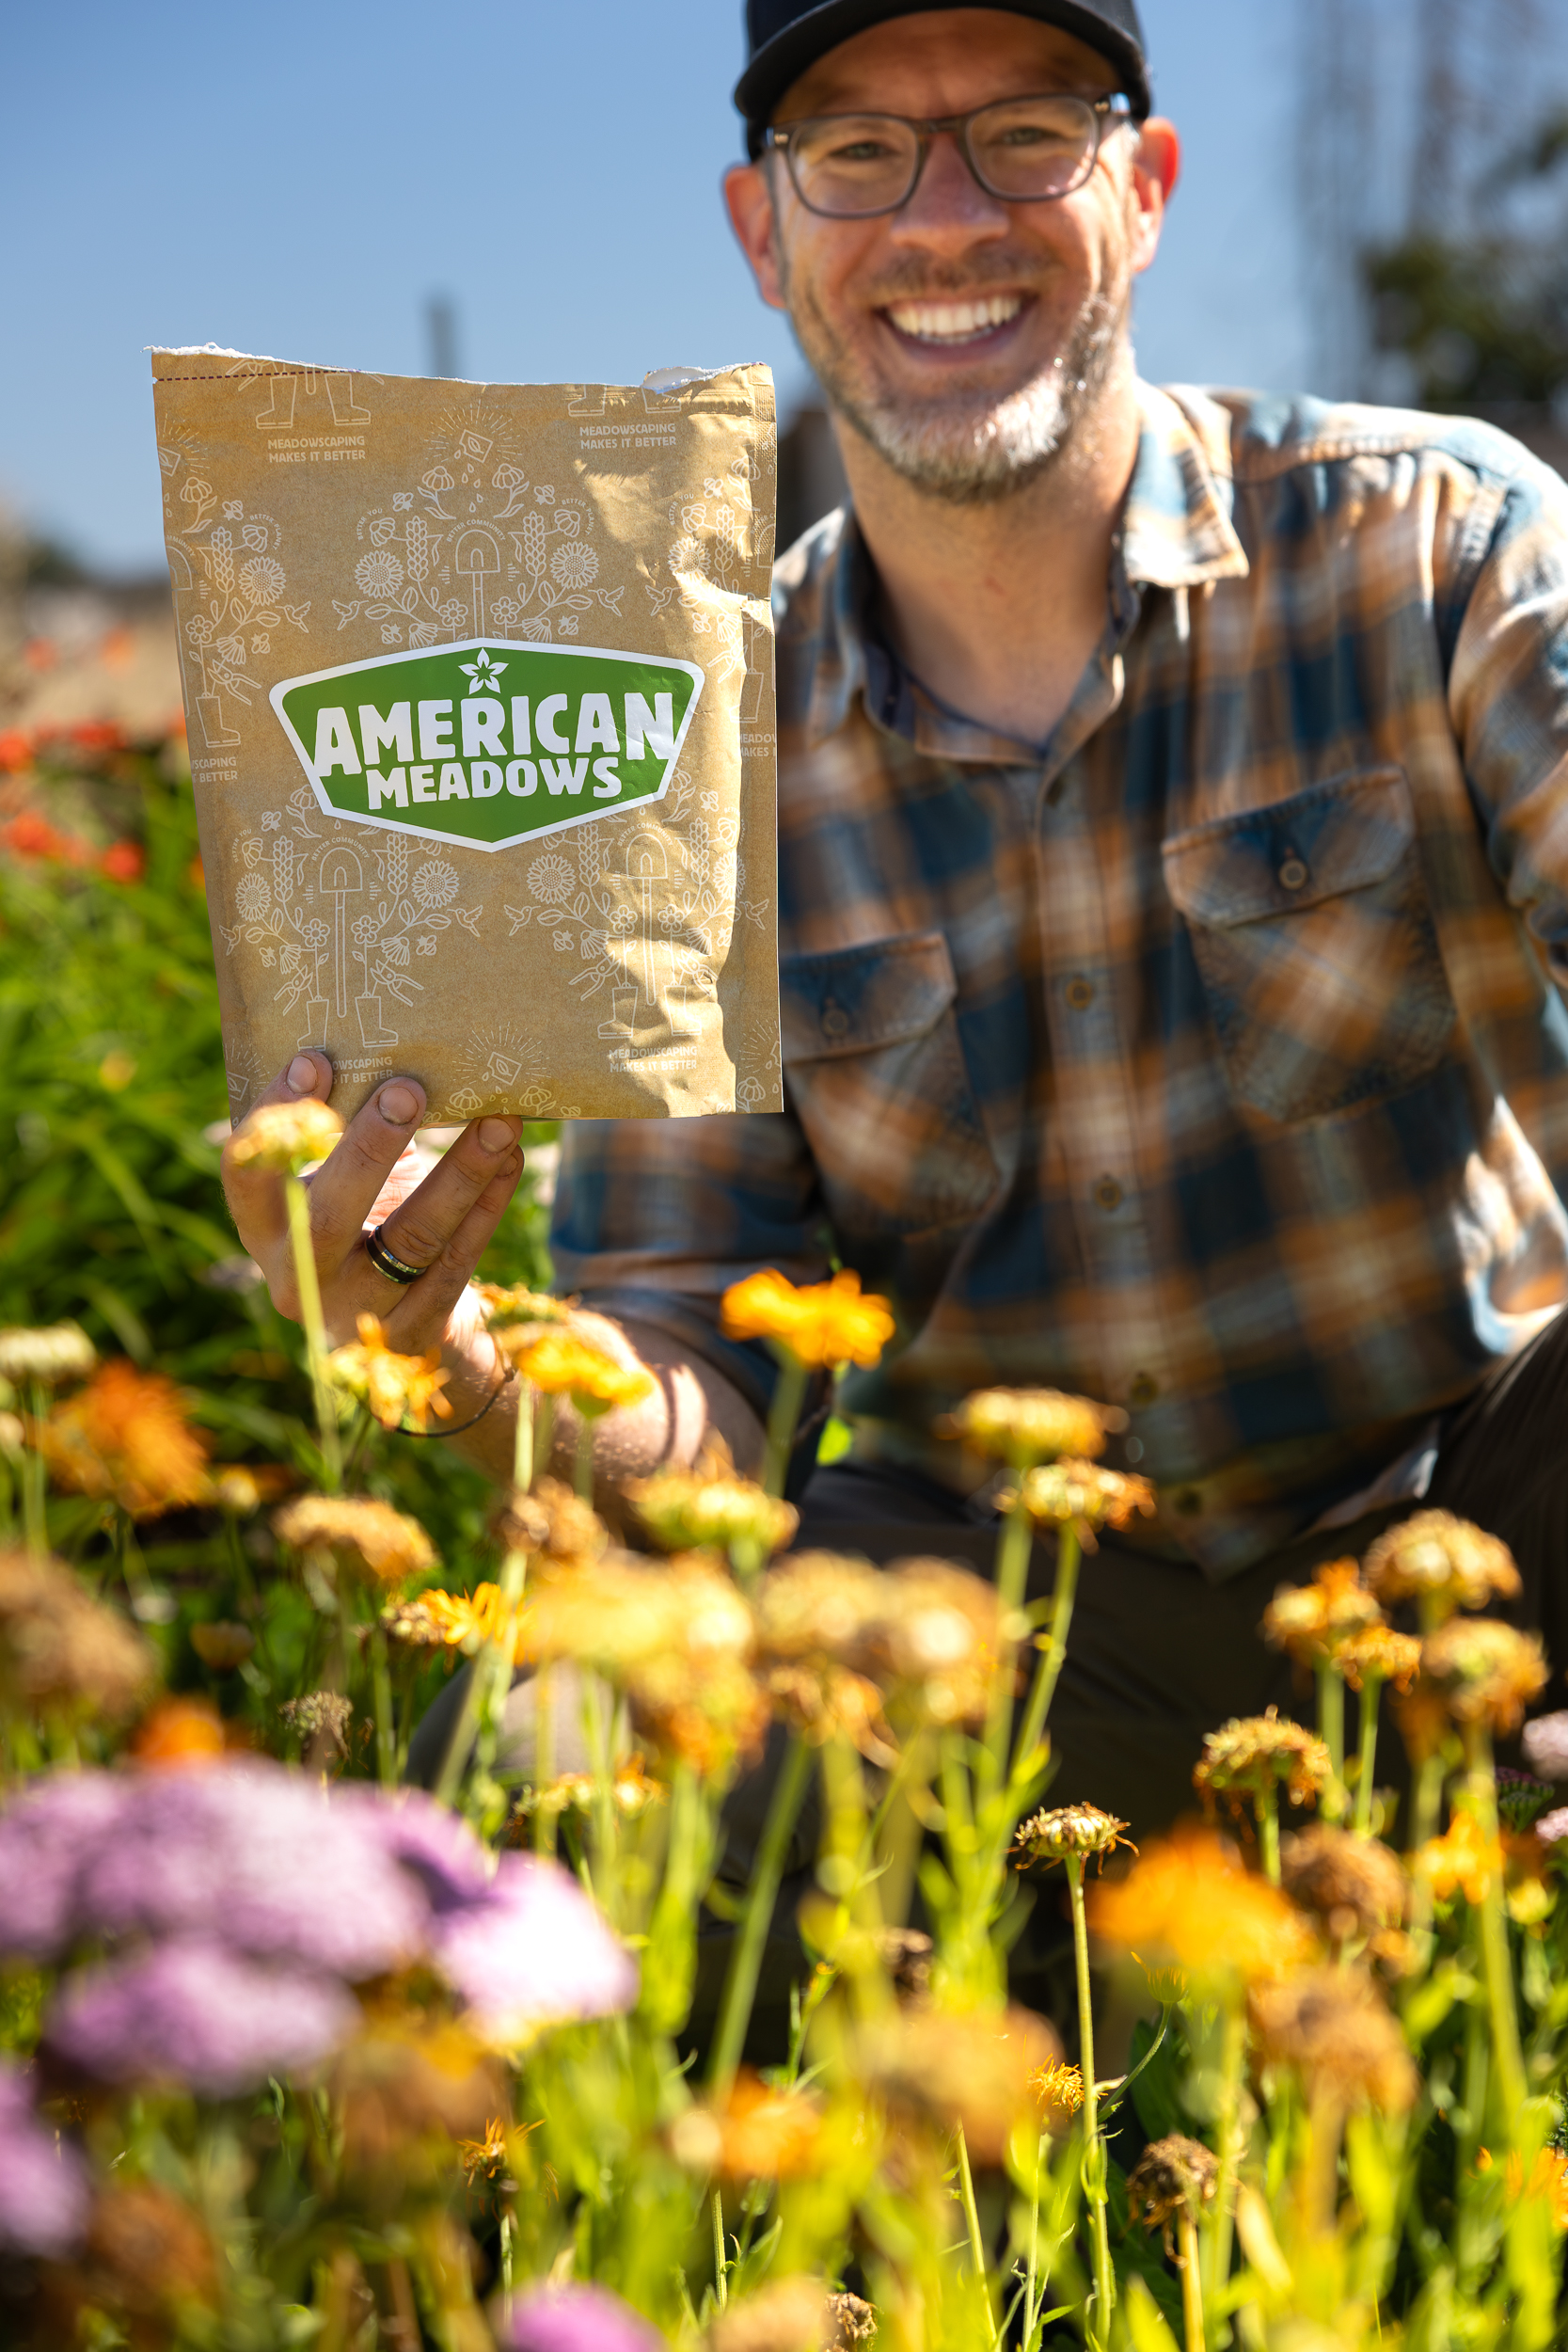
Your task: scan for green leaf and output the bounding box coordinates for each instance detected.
[1121,2272,1181,2352]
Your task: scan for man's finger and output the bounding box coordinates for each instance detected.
[374,1158,526,1352]
[220,1051,335,1257]
[366,1116,525,1276]
[299,1075,432,1261]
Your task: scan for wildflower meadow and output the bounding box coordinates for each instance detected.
[6,721,1568,2351]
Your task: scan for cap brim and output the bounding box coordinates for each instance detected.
[735,0,1151,152]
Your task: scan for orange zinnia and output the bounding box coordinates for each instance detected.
[40,1361,212,1518]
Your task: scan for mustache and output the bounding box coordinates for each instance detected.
[854,255,1058,307]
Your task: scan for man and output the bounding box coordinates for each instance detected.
[226,0,1568,1839]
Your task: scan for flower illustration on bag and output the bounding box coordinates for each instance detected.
[550,542,598,591]
[355,550,404,599]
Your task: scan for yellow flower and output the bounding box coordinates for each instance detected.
[1088,1826,1315,1986]
[502,1327,653,1416]
[1193,1708,1331,1812]
[473,1281,572,1332]
[227,1097,344,1174]
[210,1463,293,1516]
[40,1361,212,1518]
[0,1323,97,1389]
[1028,2061,1086,2128]
[943,1386,1125,1468]
[626,1438,798,1559]
[1014,1804,1132,1868]
[1418,1616,1547,1735]
[518,1755,666,1823]
[721,1267,895,1369]
[419,1582,521,1656]
[1362,1510,1521,1622]
[1013,1458,1156,1534]
[754,1551,1015,1734]
[1259,1557,1383,1668]
[1477,2146,1568,2228]
[1337,1624,1422,1694]
[273,1493,436,1585]
[326,1313,452,1432]
[1418,1808,1498,1905]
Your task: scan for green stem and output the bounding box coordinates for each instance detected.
[534,1391,555,1489]
[23,1380,48,1560]
[1177,2208,1204,2352]
[1467,1727,1527,2124]
[1256,1781,1280,1884]
[981,1496,1037,1796]
[761,1355,809,1501]
[512,1375,533,1495]
[706,1731,813,2093]
[371,1625,396,1789]
[1012,1521,1080,1776]
[712,2187,728,2309]
[1067,1857,1114,2344]
[1354,1675,1382,1837]
[955,2122,999,2346]
[1317,1660,1346,1820]
[284,1173,341,1488]
[532,1666,556,1854]
[1202,2001,1246,2324]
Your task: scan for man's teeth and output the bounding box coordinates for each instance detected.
[885,294,1023,344]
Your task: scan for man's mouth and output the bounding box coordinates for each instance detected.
[881,294,1026,346]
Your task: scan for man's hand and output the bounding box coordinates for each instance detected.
[222,1053,524,1374]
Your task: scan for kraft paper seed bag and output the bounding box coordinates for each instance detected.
[151,349,782,1123]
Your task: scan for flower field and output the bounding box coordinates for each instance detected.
[5,723,1568,2350]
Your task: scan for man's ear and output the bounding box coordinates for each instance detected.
[1128,118,1180,278]
[724,160,789,311]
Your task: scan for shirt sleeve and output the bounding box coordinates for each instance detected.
[1447,444,1568,985]
[547,1109,833,1412]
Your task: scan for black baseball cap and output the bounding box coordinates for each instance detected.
[735,0,1151,158]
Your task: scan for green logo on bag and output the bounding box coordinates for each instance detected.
[270,639,704,852]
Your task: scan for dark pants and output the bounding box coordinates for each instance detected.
[409,1307,1568,2047]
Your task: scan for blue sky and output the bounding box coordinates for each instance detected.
[0,0,1526,572]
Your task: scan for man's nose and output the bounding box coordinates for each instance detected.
[887,130,1011,252]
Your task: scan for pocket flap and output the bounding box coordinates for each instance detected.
[1163,766,1415,929]
[781,930,958,1061]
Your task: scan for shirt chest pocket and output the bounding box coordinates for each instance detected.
[780,930,1001,1238]
[1162,766,1455,1123]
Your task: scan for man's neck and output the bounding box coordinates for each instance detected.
[832,353,1143,749]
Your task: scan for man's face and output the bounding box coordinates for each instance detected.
[726,9,1175,502]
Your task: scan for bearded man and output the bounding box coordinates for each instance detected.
[227,3,1568,1860]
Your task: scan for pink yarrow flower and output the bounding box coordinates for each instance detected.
[0,2063,89,2257]
[434,1853,637,2045]
[500,2282,666,2351]
[47,1937,357,2096]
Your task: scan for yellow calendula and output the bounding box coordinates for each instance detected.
[1259,1557,1383,1668]
[325,1314,452,1433]
[227,1098,344,1175]
[502,1327,653,1416]
[721,1267,895,1370]
[1012,1458,1156,1534]
[944,1387,1125,1469]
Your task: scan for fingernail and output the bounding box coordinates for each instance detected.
[287,1056,319,1096]
[378,1082,421,1126]
[479,1117,518,1153]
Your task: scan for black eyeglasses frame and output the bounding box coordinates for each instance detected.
[765,91,1137,219]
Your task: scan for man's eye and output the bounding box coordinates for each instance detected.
[826,137,898,165]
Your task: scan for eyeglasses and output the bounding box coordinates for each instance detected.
[767,92,1136,220]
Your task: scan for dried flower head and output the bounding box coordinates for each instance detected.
[329,2010,504,2200]
[626,1646,772,1777]
[1419,1616,1547,1734]
[671,2070,825,2181]
[1336,1624,1423,1694]
[227,1097,344,1174]
[721,1267,895,1370]
[501,1326,654,1415]
[850,2003,1063,2164]
[707,2275,836,2352]
[379,1597,447,1650]
[1194,1708,1331,1813]
[326,1314,452,1432]
[81,2177,219,2318]
[1088,1825,1315,1986]
[491,1473,608,1566]
[763,1659,896,1762]
[1279,1824,1408,1947]
[1248,1966,1417,2112]
[1012,1459,1157,1537]
[1126,2134,1220,2250]
[942,1386,1125,1468]
[1362,1510,1521,1621]
[1522,1710,1568,1783]
[1259,1558,1383,1668]
[39,1362,211,1518]
[518,1756,665,1824]
[1014,1803,1132,1869]
[864,1557,1014,1730]
[753,1550,888,1661]
[0,1549,154,1724]
[280,1691,354,1754]
[0,1323,96,1389]
[827,2296,877,2348]
[626,1438,798,1560]
[189,1621,254,1672]
[273,1492,436,1585]
[1028,2060,1086,2129]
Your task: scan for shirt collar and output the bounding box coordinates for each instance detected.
[804,380,1250,754]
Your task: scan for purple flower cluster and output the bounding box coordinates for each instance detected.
[500,2282,667,2351]
[0,1764,636,2097]
[0,2063,88,2258]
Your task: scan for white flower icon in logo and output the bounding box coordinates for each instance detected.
[458,648,508,697]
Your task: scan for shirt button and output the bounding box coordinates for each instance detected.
[1127,1371,1159,1408]
[1278,855,1309,891]
[1170,1486,1203,1517]
[1065,976,1096,1010]
[1093,1174,1123,1212]
[821,1003,850,1039]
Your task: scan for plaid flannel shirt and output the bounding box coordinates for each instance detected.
[552,382,1568,1580]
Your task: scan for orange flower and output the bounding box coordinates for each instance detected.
[1478,2147,1568,2228]
[326,1314,452,1432]
[721,1268,895,1370]
[1088,1825,1315,1987]
[40,1362,212,1518]
[671,2070,826,2181]
[1028,2061,1086,2129]
[132,1697,228,1770]
[502,1327,653,1415]
[1417,1809,1497,1906]
[1260,1558,1383,1669]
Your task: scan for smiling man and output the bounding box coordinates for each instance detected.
[229,0,1568,1860]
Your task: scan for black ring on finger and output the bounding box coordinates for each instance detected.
[365,1225,428,1285]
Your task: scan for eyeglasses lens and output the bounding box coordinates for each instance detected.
[786,95,1099,217]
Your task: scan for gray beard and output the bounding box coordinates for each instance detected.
[790,278,1128,506]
